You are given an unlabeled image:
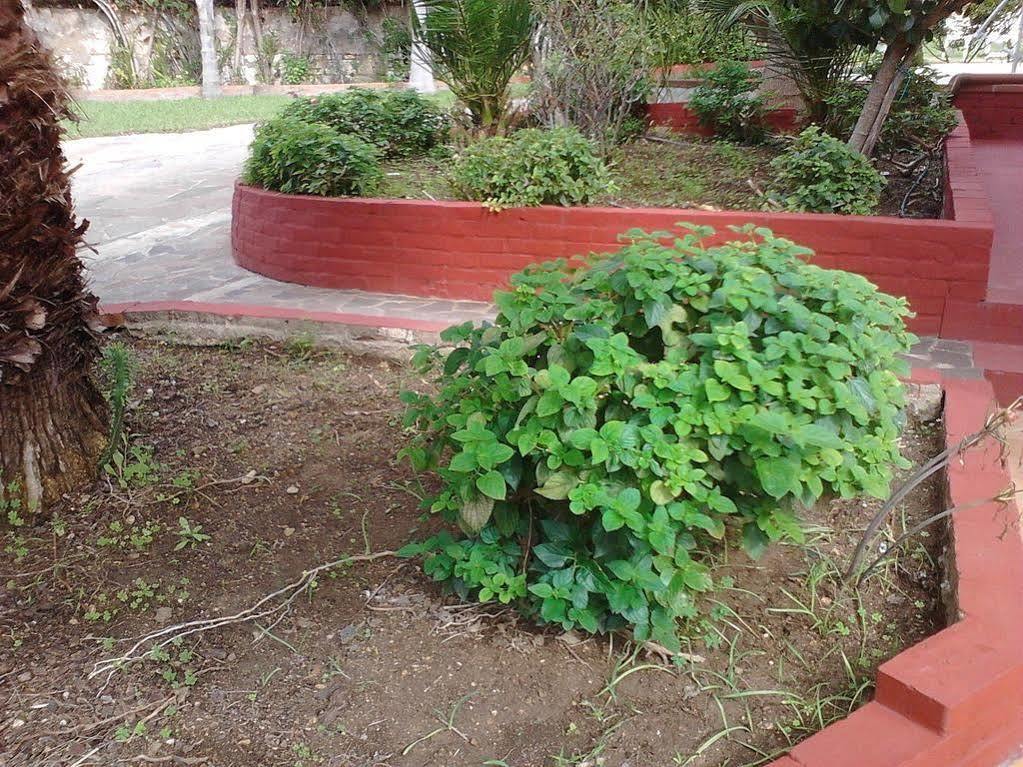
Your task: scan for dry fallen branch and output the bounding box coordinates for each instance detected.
[91,550,397,683]
[856,487,1022,585]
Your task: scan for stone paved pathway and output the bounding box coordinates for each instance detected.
[66,125,494,327]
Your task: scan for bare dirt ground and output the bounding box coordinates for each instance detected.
[1,338,946,767]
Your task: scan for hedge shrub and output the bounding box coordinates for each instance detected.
[688,61,766,143]
[242,116,382,197]
[450,127,615,209]
[278,88,447,158]
[400,225,915,649]
[766,126,884,215]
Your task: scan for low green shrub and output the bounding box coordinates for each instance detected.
[278,88,447,158]
[400,225,914,650]
[823,66,956,154]
[450,127,615,208]
[766,126,884,215]
[242,116,382,197]
[688,61,766,143]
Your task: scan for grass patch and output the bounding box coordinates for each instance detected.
[63,89,464,140]
[65,95,295,139]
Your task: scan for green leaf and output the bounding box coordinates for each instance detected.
[459,495,495,535]
[649,480,676,505]
[529,582,555,599]
[742,522,769,560]
[536,471,579,500]
[601,508,625,532]
[704,378,730,402]
[533,543,571,568]
[449,450,477,473]
[536,390,563,418]
[476,471,507,500]
[756,457,797,499]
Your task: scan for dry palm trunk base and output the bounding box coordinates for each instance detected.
[0,1,107,511]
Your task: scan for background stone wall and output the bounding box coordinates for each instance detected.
[25,1,407,91]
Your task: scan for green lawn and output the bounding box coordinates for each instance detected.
[63,90,462,139]
[64,94,296,139]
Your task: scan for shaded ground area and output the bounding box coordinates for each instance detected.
[377,132,942,219]
[2,339,946,767]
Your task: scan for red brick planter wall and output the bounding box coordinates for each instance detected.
[951,74,1023,140]
[645,103,800,135]
[233,120,991,337]
[766,374,1023,767]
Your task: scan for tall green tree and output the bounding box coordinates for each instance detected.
[1,1,108,511]
[847,0,970,155]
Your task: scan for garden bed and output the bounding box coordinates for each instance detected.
[2,339,951,767]
[376,132,944,220]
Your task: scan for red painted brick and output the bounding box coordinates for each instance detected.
[231,155,998,339]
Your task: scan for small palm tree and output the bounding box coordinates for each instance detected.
[700,0,876,125]
[413,0,536,133]
[1,2,108,511]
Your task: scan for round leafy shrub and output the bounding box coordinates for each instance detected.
[766,126,884,215]
[400,225,915,650]
[278,88,447,158]
[688,61,766,143]
[450,127,615,209]
[243,116,382,197]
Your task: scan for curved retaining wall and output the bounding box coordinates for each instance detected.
[232,113,991,337]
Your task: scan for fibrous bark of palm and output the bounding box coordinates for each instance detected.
[1,1,108,512]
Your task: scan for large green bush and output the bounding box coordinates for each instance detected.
[400,225,915,649]
[278,88,447,158]
[243,116,382,197]
[688,61,767,143]
[450,127,615,209]
[766,126,884,215]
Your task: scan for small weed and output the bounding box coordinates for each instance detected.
[104,444,160,489]
[284,333,317,364]
[97,518,164,551]
[292,742,322,766]
[148,637,200,689]
[174,517,211,550]
[114,720,147,743]
[157,469,202,506]
[117,578,157,610]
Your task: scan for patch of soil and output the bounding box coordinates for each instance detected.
[375,131,943,219]
[1,339,947,767]
[876,149,947,220]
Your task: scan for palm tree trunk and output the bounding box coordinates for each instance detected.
[195,0,221,98]
[1,1,108,512]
